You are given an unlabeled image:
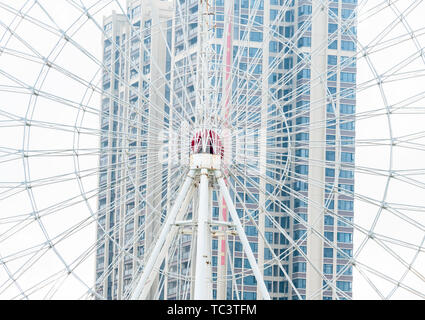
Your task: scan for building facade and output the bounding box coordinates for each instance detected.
[96,1,172,299]
[96,0,356,300]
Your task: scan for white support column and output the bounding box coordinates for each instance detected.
[130,170,196,300]
[194,169,212,299]
[306,0,329,300]
[215,170,271,300]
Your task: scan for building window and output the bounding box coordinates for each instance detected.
[325,231,334,242]
[323,264,333,274]
[324,248,333,258]
[325,215,334,226]
[336,281,352,292]
[328,55,337,65]
[337,248,353,259]
[337,264,353,275]
[298,5,312,16]
[341,40,356,51]
[293,279,306,289]
[337,232,353,243]
[249,31,263,42]
[328,40,338,49]
[293,262,306,273]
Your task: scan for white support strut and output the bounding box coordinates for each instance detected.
[131,158,272,300]
[194,168,212,299]
[215,170,271,300]
[137,183,196,299]
[130,170,196,300]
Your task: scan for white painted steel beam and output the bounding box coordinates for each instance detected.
[306,0,328,300]
[137,183,196,299]
[193,169,212,299]
[130,170,196,300]
[215,170,271,300]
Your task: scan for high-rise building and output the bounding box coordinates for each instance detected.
[96,0,173,300]
[96,0,356,300]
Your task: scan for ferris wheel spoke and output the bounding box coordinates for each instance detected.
[226,165,355,299]
[225,175,303,300]
[2,5,187,132]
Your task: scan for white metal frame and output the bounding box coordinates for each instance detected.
[130,152,271,300]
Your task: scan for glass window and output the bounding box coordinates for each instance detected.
[324,264,333,274]
[336,281,352,292]
[324,247,333,258]
[325,231,334,242]
[325,215,334,226]
[293,262,306,273]
[341,40,356,51]
[293,279,306,289]
[337,232,353,243]
[328,55,337,65]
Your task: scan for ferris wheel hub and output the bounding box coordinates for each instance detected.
[189,153,221,170]
[189,128,223,170]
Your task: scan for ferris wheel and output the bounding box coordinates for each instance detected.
[0,0,425,300]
